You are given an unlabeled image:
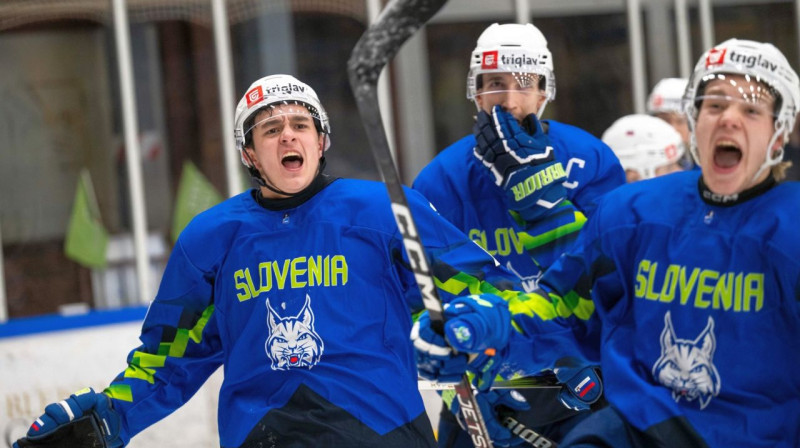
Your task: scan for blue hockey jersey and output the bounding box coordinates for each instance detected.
[413,121,625,431]
[413,121,625,291]
[532,171,800,447]
[102,179,562,447]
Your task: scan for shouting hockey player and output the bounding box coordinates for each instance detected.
[415,38,800,447]
[13,74,565,448]
[412,22,624,447]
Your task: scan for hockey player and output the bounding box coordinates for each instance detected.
[647,77,696,169]
[416,38,800,447]
[13,75,565,448]
[601,114,686,182]
[647,78,690,143]
[412,22,624,447]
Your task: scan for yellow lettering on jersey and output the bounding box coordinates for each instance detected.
[308,255,323,286]
[275,260,290,289]
[634,259,765,313]
[232,255,349,300]
[234,269,251,302]
[645,262,660,301]
[291,257,306,288]
[679,267,699,305]
[744,273,764,311]
[469,227,527,256]
[331,255,347,286]
[259,262,273,293]
[635,260,649,298]
[660,265,680,303]
[495,228,511,256]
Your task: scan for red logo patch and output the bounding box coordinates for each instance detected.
[246,86,264,107]
[482,51,499,69]
[665,144,678,159]
[706,47,727,67]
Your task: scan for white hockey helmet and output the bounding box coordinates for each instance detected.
[602,114,685,180]
[234,74,331,168]
[647,78,688,115]
[683,39,800,177]
[466,23,556,117]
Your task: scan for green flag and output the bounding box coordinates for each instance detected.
[64,169,109,268]
[171,161,223,242]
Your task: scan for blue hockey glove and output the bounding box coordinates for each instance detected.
[443,294,513,391]
[448,389,531,447]
[412,311,470,383]
[14,387,124,448]
[473,105,568,222]
[554,358,603,411]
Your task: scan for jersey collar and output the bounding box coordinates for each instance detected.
[698,173,776,207]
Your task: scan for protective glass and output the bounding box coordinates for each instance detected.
[244,102,324,139]
[694,73,778,120]
[472,72,547,102]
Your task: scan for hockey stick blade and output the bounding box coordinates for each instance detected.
[347,1,493,447]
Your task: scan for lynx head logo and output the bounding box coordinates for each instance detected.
[652,311,721,410]
[265,295,324,371]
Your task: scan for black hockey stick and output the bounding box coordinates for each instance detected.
[346,1,493,447]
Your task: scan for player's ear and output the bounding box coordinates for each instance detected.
[317,133,325,155]
[245,147,261,170]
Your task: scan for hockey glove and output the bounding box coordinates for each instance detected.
[412,311,470,383]
[448,389,531,447]
[443,294,513,391]
[554,358,603,412]
[14,387,124,448]
[473,105,568,222]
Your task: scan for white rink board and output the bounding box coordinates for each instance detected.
[0,318,222,448]
[0,314,443,447]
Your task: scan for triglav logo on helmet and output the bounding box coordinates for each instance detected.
[705,47,727,67]
[729,51,778,72]
[265,82,307,96]
[705,47,778,72]
[246,86,263,107]
[500,53,542,68]
[482,50,498,69]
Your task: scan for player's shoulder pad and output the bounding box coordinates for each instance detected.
[594,170,698,227]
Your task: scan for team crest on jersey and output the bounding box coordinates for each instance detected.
[265,295,324,370]
[652,312,721,409]
[505,261,542,292]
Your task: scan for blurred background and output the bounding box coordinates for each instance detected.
[1,0,799,320]
[0,0,798,445]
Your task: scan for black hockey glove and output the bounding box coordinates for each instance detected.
[473,105,568,222]
[13,388,124,448]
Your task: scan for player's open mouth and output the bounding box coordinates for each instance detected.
[282,152,304,169]
[713,141,741,170]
